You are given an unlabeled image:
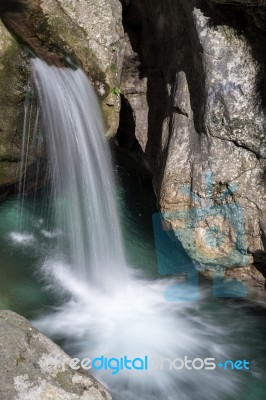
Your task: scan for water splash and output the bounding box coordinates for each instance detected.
[9,232,35,245]
[17,83,42,226]
[32,58,128,290]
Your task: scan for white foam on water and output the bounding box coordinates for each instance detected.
[35,259,243,400]
[41,229,62,239]
[9,232,35,245]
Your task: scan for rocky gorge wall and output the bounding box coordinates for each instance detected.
[118,0,266,288]
[0,0,266,288]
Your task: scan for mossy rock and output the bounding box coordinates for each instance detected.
[1,0,125,136]
[0,21,38,192]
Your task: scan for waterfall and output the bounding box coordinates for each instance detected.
[32,58,128,290]
[32,59,245,400]
[17,84,42,226]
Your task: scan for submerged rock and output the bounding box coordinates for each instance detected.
[0,310,111,400]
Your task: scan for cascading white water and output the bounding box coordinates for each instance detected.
[17,86,42,225]
[32,58,128,290]
[32,59,247,400]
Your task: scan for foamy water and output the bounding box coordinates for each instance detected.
[9,232,35,245]
[34,260,244,400]
[41,229,62,239]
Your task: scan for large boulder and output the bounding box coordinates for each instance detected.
[0,310,111,400]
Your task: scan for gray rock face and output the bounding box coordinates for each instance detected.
[0,310,111,400]
[119,0,266,284]
[1,0,125,138]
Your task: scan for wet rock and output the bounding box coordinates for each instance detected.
[0,21,41,196]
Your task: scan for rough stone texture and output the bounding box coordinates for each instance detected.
[0,310,111,400]
[1,0,125,137]
[119,0,266,285]
[0,20,42,197]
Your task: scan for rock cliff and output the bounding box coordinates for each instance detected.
[118,0,266,286]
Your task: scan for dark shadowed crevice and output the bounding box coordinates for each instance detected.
[0,0,27,15]
[117,94,139,150]
[119,0,207,170]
